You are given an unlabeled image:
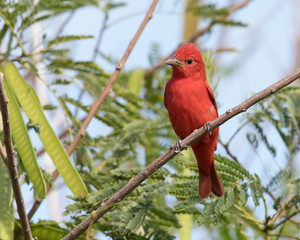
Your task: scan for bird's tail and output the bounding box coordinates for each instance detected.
[198,160,224,198]
[192,143,224,199]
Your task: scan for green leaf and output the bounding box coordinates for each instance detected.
[213,19,247,27]
[0,161,14,240]
[47,35,93,48]
[51,79,72,85]
[123,119,146,132]
[128,68,145,96]
[106,2,126,11]
[30,221,85,240]
[3,61,88,196]
[192,4,230,18]
[219,188,236,213]
[2,69,47,198]
[249,182,260,206]
[125,206,147,232]
[237,187,248,207]
[43,104,57,110]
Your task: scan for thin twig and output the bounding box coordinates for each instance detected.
[0,73,33,240]
[56,10,75,37]
[219,139,239,163]
[145,0,253,77]
[62,69,300,240]
[92,12,108,61]
[227,120,249,144]
[0,138,7,165]
[0,13,26,55]
[273,210,300,229]
[27,0,160,221]
[230,0,251,12]
[263,186,277,202]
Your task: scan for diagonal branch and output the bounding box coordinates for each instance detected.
[66,0,159,157]
[62,69,300,240]
[274,210,300,229]
[27,0,160,221]
[0,73,33,240]
[219,138,239,163]
[230,0,251,12]
[92,11,108,61]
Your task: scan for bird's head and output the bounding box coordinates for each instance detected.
[165,43,205,78]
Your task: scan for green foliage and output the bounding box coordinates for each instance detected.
[191,4,230,18]
[246,86,300,157]
[169,155,263,228]
[4,61,88,197]
[47,35,94,48]
[16,221,85,240]
[1,65,46,198]
[212,19,247,27]
[191,4,247,28]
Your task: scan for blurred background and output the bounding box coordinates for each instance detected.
[1,0,299,239]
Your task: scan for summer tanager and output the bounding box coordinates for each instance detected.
[164,43,224,198]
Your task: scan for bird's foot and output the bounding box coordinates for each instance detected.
[174,139,184,156]
[204,121,212,135]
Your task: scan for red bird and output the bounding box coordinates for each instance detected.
[164,43,224,199]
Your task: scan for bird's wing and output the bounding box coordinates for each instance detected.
[164,81,170,109]
[205,80,218,114]
[204,80,219,151]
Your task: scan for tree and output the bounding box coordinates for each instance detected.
[0,0,299,239]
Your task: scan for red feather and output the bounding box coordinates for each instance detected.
[164,43,224,198]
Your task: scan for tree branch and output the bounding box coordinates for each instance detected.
[27,0,160,221]
[66,0,159,158]
[92,11,108,61]
[0,137,8,165]
[55,10,75,37]
[230,0,251,12]
[0,73,33,240]
[62,68,300,240]
[274,210,300,229]
[219,139,239,163]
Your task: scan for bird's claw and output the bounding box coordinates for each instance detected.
[204,121,212,135]
[174,139,184,156]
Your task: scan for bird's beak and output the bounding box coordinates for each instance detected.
[164,56,182,67]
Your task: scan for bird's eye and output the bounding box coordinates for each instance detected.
[186,59,194,65]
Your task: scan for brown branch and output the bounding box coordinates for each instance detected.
[274,210,300,229]
[62,68,300,240]
[56,10,76,37]
[263,188,300,227]
[274,194,300,227]
[27,0,160,221]
[219,139,239,163]
[145,0,253,77]
[0,73,33,240]
[230,0,251,12]
[0,137,8,165]
[66,0,159,156]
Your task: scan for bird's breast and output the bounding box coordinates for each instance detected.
[165,78,217,139]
